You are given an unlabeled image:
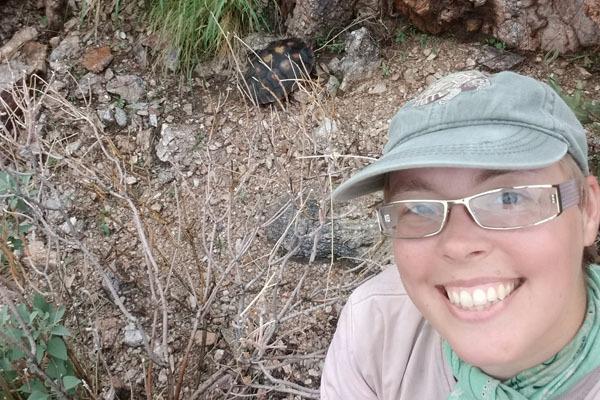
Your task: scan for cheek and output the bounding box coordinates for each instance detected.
[392,241,433,285]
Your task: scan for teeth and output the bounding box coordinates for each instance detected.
[446,281,518,310]
[486,287,497,302]
[460,290,473,308]
[472,289,486,306]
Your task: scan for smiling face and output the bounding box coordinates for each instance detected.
[388,162,600,379]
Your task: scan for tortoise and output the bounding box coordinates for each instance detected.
[243,38,315,105]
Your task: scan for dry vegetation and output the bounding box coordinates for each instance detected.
[1,4,599,398]
[0,62,388,398]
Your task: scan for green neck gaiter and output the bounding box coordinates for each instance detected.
[444,264,600,400]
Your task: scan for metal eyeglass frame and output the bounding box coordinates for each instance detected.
[377,179,580,239]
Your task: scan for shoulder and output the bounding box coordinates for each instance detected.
[344,265,432,350]
[346,265,420,326]
[348,264,409,304]
[335,265,453,398]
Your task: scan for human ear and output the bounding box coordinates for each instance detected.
[582,175,600,246]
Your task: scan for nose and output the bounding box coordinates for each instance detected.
[437,204,491,263]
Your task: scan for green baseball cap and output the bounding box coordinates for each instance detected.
[332,70,589,202]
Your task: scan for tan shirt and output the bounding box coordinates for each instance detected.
[321,266,600,399]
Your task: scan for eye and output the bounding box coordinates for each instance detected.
[406,202,439,216]
[500,191,520,205]
[493,189,532,207]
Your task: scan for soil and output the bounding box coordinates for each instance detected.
[1,2,599,400]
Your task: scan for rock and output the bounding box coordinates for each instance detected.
[0,60,31,91]
[44,0,66,31]
[149,113,158,127]
[101,270,123,298]
[49,35,80,62]
[587,0,600,26]
[81,46,113,73]
[286,0,355,38]
[23,240,58,268]
[123,323,146,348]
[240,33,282,51]
[155,123,202,167]
[106,75,146,103]
[97,317,120,349]
[165,47,179,72]
[333,28,381,91]
[325,74,340,97]
[368,82,387,95]
[136,128,153,153]
[214,349,225,362]
[114,107,128,127]
[65,140,81,155]
[393,0,600,53]
[314,118,338,152]
[158,369,168,384]
[97,107,114,124]
[465,18,482,32]
[76,72,104,98]
[21,42,48,75]
[0,61,29,122]
[194,331,218,346]
[477,46,525,71]
[133,43,148,68]
[266,198,379,263]
[575,65,593,79]
[49,36,60,48]
[59,216,79,235]
[194,56,229,78]
[403,67,418,83]
[0,27,38,60]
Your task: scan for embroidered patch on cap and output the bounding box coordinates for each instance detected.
[411,70,490,107]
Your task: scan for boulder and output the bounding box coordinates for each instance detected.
[392,0,600,53]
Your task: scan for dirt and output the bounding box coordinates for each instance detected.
[1,2,599,400]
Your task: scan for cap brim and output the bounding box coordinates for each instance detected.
[332,125,569,202]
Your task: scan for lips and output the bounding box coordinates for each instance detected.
[443,279,522,311]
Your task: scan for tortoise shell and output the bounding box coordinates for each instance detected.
[244,38,315,105]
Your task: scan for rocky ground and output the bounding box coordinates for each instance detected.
[1,1,599,399]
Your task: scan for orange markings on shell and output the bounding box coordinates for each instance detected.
[279,59,291,71]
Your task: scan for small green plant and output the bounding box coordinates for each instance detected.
[315,32,345,54]
[0,172,34,268]
[394,25,418,45]
[544,48,560,65]
[114,97,125,109]
[192,130,205,150]
[547,76,600,124]
[418,33,430,48]
[484,37,506,50]
[0,294,82,399]
[98,209,112,237]
[394,30,408,44]
[381,63,391,78]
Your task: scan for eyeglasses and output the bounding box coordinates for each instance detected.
[377,179,580,239]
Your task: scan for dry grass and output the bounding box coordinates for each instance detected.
[0,51,382,398]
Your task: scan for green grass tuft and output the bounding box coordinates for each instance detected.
[147,0,271,75]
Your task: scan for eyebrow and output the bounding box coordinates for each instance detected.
[390,169,540,196]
